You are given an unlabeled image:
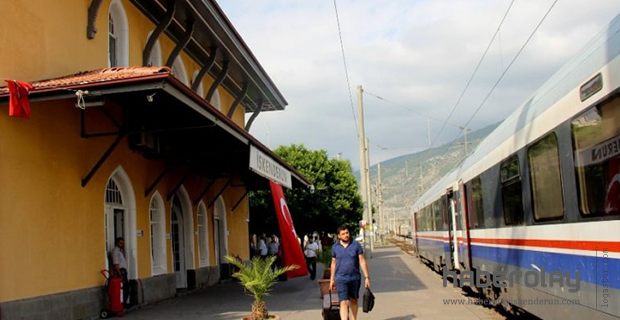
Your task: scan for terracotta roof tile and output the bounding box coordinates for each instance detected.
[0,66,171,95]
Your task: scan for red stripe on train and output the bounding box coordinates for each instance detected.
[468,237,620,253]
[416,235,449,241]
[418,235,620,252]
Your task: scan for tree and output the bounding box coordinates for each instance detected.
[249,144,363,237]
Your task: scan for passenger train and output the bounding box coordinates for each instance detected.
[412,14,620,319]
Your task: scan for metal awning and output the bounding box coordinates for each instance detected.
[127,0,287,113]
[0,67,311,191]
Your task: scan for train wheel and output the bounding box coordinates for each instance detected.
[481,286,500,306]
[499,288,512,313]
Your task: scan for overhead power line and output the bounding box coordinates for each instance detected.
[440,0,560,180]
[431,0,516,147]
[363,90,461,128]
[332,0,358,136]
[460,0,559,131]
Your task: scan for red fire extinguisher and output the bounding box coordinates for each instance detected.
[100,270,124,318]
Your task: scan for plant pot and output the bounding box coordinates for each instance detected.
[242,315,280,320]
[318,279,331,298]
[322,268,331,279]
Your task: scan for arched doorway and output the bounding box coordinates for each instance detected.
[170,186,195,288]
[213,196,228,278]
[104,167,137,279]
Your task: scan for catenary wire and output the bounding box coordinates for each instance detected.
[332,0,359,136]
[436,0,561,182]
[459,0,559,132]
[431,0,516,147]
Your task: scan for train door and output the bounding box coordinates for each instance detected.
[458,181,472,270]
[446,190,459,270]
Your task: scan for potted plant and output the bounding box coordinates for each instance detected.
[316,247,332,297]
[317,247,332,279]
[225,255,298,320]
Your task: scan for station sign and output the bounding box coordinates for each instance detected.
[249,145,292,189]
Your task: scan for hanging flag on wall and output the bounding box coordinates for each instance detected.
[269,180,308,278]
[5,80,34,119]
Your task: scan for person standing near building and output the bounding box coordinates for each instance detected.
[110,237,130,307]
[257,235,268,259]
[329,226,370,320]
[268,235,280,256]
[304,236,320,280]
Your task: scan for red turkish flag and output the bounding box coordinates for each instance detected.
[5,80,34,119]
[269,181,308,278]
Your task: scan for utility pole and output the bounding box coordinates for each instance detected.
[405,159,408,178]
[427,119,431,146]
[365,137,374,253]
[377,162,384,244]
[356,85,373,257]
[460,126,471,156]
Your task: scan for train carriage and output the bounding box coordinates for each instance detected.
[412,14,620,319]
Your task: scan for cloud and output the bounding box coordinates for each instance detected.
[219,0,620,167]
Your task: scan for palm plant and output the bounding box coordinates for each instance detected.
[225,255,298,320]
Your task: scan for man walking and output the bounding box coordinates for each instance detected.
[329,226,371,320]
[304,236,320,280]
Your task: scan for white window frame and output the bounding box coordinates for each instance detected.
[172,57,189,86]
[108,0,129,67]
[197,201,210,267]
[103,166,138,279]
[213,196,228,264]
[192,70,205,97]
[210,88,222,111]
[149,192,167,275]
[146,30,162,67]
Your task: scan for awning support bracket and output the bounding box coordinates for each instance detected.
[206,60,229,102]
[193,179,216,205]
[191,47,217,92]
[244,101,262,131]
[231,190,248,212]
[81,132,126,187]
[143,0,177,66]
[80,106,123,138]
[86,0,104,39]
[165,18,195,67]
[226,82,249,118]
[208,178,232,208]
[167,170,191,201]
[145,166,172,197]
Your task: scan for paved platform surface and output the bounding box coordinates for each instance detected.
[122,246,506,319]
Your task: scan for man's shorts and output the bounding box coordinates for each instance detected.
[336,278,361,300]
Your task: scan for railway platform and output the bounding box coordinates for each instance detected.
[122,245,506,320]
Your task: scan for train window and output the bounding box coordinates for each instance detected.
[572,97,620,216]
[433,201,442,231]
[426,205,433,231]
[528,133,564,220]
[440,197,449,231]
[425,206,431,231]
[467,176,484,228]
[500,155,523,225]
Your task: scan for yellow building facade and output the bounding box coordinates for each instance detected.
[0,1,307,319]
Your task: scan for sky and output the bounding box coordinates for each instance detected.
[218,0,620,169]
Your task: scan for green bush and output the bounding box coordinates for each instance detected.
[317,247,332,268]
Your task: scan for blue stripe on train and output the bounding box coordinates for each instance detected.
[417,237,450,252]
[470,244,620,290]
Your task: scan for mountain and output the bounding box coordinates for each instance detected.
[359,123,499,218]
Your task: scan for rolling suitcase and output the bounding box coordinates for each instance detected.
[322,291,340,320]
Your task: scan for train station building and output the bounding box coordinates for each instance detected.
[0,1,309,319]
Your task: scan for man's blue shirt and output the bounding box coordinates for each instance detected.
[332,240,364,281]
